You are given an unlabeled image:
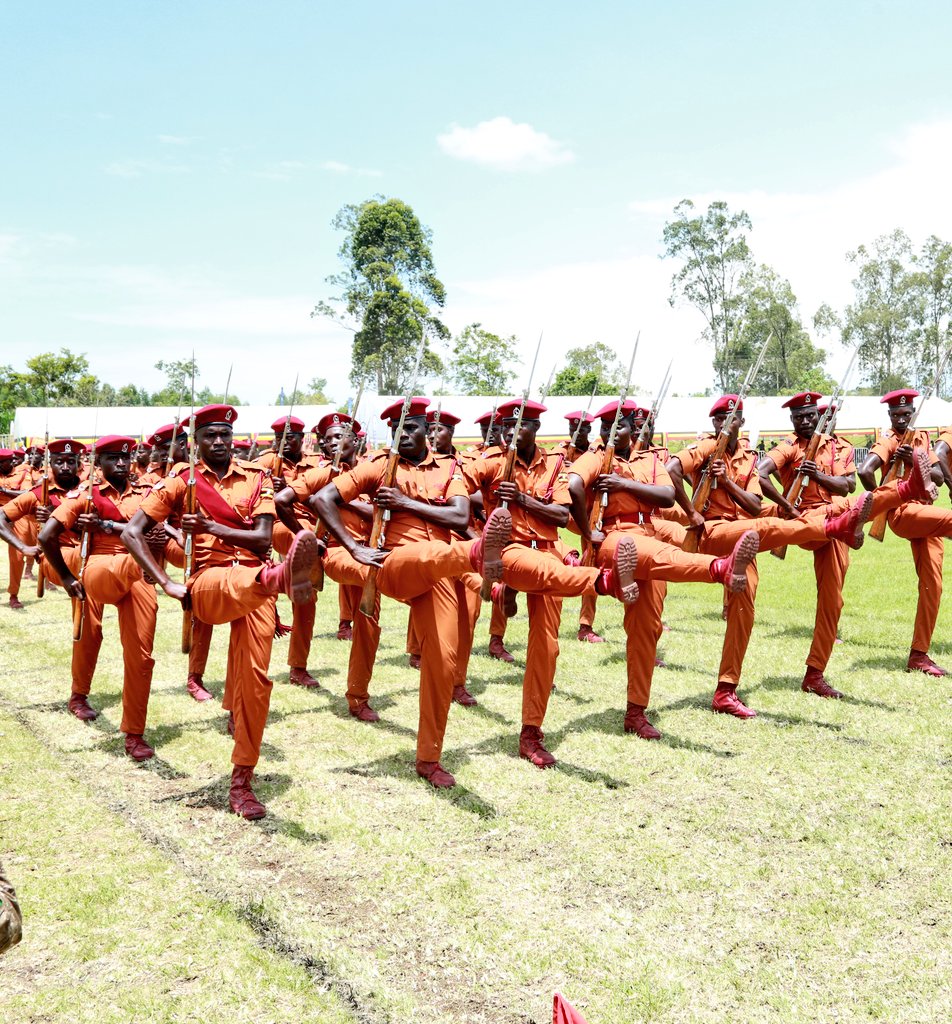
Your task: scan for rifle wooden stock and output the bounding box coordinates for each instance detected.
[581,444,616,566]
[72,487,95,641]
[36,473,49,598]
[359,448,400,615]
[181,476,196,654]
[683,432,732,552]
[771,430,826,560]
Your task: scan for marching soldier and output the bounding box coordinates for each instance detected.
[568,399,761,740]
[0,447,31,608]
[858,389,949,676]
[0,439,105,718]
[258,414,323,687]
[123,404,319,818]
[40,436,159,760]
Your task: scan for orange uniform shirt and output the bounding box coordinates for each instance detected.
[870,428,938,502]
[675,436,761,521]
[290,460,369,543]
[139,460,275,568]
[334,449,467,547]
[464,445,571,545]
[54,478,151,556]
[570,446,673,528]
[766,433,854,510]
[4,481,80,547]
[256,451,321,524]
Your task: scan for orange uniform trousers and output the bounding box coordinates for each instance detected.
[493,544,604,727]
[886,503,952,652]
[652,511,847,684]
[6,516,33,597]
[188,565,276,768]
[42,548,104,695]
[272,522,317,670]
[322,542,471,761]
[597,525,719,707]
[406,571,481,687]
[81,553,157,735]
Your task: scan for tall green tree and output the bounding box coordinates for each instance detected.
[313,197,447,393]
[736,265,834,394]
[549,342,627,395]
[841,229,924,393]
[662,199,753,390]
[448,323,519,395]
[912,234,952,392]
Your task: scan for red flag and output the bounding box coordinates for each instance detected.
[553,992,589,1024]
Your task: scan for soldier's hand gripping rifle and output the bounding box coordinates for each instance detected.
[181,364,198,654]
[359,337,427,616]
[682,331,772,553]
[581,333,640,567]
[771,346,860,559]
[36,423,50,598]
[72,425,99,642]
[869,321,952,542]
[477,333,543,600]
[633,360,673,452]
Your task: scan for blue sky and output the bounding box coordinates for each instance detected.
[3,0,952,407]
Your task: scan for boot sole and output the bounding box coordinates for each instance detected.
[288,532,320,604]
[612,536,640,604]
[481,508,512,583]
[728,531,759,592]
[911,448,939,503]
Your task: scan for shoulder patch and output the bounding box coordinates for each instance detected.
[151,480,166,491]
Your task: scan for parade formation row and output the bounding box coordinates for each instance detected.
[0,385,948,819]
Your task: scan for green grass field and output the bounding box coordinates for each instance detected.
[1,533,950,1023]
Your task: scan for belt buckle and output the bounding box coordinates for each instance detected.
[530,539,538,550]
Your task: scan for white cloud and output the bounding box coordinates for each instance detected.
[437,116,575,171]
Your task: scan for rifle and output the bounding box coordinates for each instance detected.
[477,333,543,599]
[771,346,860,559]
[581,334,640,567]
[868,326,952,542]
[359,337,427,616]
[683,332,772,553]
[72,418,99,642]
[36,420,50,598]
[181,362,197,654]
[480,402,499,451]
[222,363,233,407]
[568,381,599,453]
[273,373,300,481]
[634,360,673,452]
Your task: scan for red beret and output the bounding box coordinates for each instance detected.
[426,409,461,426]
[474,410,501,426]
[881,389,919,408]
[95,435,137,454]
[0,449,15,458]
[498,398,547,419]
[357,429,367,438]
[192,404,238,429]
[233,439,253,450]
[781,392,823,410]
[314,412,361,435]
[593,399,639,420]
[47,439,86,455]
[270,414,306,434]
[709,394,742,416]
[379,397,429,422]
[147,422,187,446]
[564,411,595,423]
[13,448,25,455]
